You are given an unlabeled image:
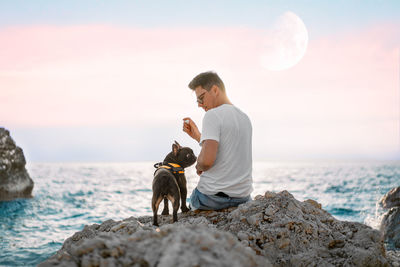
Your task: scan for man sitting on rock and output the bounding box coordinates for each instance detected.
[183,71,253,210]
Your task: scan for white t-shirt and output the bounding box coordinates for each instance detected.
[197,104,253,198]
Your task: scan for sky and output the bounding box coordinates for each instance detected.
[1,0,399,162]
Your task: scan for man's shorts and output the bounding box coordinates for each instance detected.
[189,187,251,211]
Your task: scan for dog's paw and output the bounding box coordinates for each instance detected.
[181,206,190,213]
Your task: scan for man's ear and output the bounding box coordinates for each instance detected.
[211,85,219,96]
[172,143,179,156]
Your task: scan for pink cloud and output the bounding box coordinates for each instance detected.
[0,25,262,71]
[242,23,399,121]
[0,23,398,156]
[0,25,264,127]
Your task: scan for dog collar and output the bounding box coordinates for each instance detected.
[154,162,184,175]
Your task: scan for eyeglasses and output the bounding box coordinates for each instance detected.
[197,92,206,104]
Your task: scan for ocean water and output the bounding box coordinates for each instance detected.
[0,160,399,266]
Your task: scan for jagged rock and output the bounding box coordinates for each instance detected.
[39,218,270,267]
[380,187,400,251]
[40,191,391,267]
[381,207,400,249]
[380,187,400,209]
[386,250,400,267]
[0,128,34,201]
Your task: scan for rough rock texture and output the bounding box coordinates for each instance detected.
[386,250,400,267]
[39,221,270,267]
[0,128,34,201]
[40,191,394,267]
[380,187,400,209]
[381,207,400,249]
[380,187,400,252]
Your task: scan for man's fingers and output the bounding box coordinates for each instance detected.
[183,125,191,135]
[183,117,196,127]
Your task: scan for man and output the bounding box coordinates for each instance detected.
[183,71,253,210]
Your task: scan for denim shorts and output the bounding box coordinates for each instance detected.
[189,187,251,211]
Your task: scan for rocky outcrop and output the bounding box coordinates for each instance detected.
[40,191,392,267]
[380,187,400,250]
[0,127,34,201]
[380,187,400,209]
[381,207,400,249]
[40,222,270,267]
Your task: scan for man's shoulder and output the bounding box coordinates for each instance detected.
[209,104,238,115]
[206,104,251,123]
[204,106,222,120]
[228,105,252,124]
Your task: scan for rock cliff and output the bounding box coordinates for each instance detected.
[0,127,34,201]
[40,190,395,267]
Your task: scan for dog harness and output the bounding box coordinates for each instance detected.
[153,162,184,177]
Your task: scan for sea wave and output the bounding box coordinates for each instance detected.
[0,160,398,266]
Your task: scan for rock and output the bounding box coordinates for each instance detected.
[237,231,248,241]
[386,250,400,267]
[40,218,271,267]
[380,187,400,209]
[380,187,400,250]
[0,128,34,201]
[304,199,322,209]
[40,190,391,267]
[380,207,400,249]
[264,191,276,199]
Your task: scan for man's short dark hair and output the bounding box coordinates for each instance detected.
[188,71,225,92]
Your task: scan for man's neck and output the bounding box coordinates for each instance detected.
[215,95,232,107]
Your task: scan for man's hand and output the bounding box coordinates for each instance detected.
[195,164,203,176]
[182,117,201,143]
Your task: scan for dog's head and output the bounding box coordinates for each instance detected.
[165,141,197,168]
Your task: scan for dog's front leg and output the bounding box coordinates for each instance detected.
[161,198,169,215]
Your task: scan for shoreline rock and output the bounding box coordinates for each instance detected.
[381,207,400,249]
[0,128,34,201]
[40,190,396,267]
[380,187,400,250]
[380,187,400,209]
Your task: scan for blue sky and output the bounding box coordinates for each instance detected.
[1,1,399,31]
[1,1,399,162]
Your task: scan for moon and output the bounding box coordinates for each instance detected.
[260,11,308,71]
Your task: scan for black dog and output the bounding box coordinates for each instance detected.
[152,141,197,226]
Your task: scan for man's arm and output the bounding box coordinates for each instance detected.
[196,139,218,175]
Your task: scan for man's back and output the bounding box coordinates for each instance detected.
[198,104,253,198]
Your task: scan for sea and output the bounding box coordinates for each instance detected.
[0,160,399,266]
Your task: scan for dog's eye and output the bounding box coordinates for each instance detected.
[186,154,190,158]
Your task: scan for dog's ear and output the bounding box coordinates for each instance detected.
[174,140,182,149]
[172,143,180,156]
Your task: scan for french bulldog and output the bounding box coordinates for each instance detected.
[152,141,197,226]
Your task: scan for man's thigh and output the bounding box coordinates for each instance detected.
[190,188,249,210]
